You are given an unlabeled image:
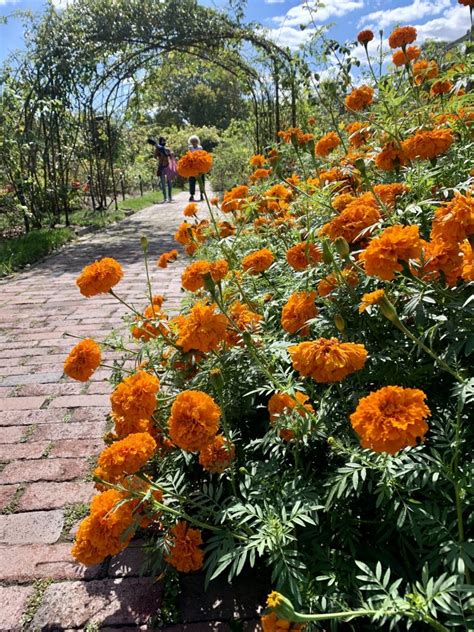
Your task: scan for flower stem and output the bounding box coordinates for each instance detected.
[393,318,464,384]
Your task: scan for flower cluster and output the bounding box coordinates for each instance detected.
[66,25,472,628]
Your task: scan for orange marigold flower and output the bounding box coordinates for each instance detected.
[357,29,374,45]
[177,150,213,178]
[176,302,227,353]
[199,435,235,473]
[320,194,381,243]
[168,390,220,452]
[350,385,430,454]
[261,613,304,632]
[131,303,168,341]
[346,121,370,148]
[373,183,408,208]
[416,239,463,286]
[76,257,123,297]
[431,80,453,96]
[332,192,357,212]
[64,338,101,382]
[286,241,322,270]
[242,248,275,274]
[388,26,417,49]
[181,261,210,292]
[430,192,474,245]
[375,142,409,171]
[345,85,374,111]
[318,168,354,193]
[94,432,156,485]
[110,371,160,424]
[315,131,340,157]
[299,132,314,145]
[71,490,135,566]
[227,301,262,346]
[359,289,386,313]
[318,267,359,297]
[289,337,368,383]
[183,202,199,217]
[281,291,318,336]
[113,414,154,439]
[210,196,219,205]
[392,45,421,66]
[210,259,229,282]
[175,221,194,246]
[278,127,306,144]
[165,521,204,573]
[264,183,292,202]
[359,224,422,281]
[268,391,314,441]
[229,301,262,331]
[221,185,250,213]
[250,168,272,182]
[267,148,280,163]
[460,240,474,282]
[219,220,236,238]
[286,173,301,187]
[402,129,453,161]
[250,154,267,167]
[413,59,439,82]
[157,249,178,268]
[459,0,474,6]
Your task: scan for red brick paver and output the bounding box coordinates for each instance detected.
[0,196,263,629]
[0,197,188,628]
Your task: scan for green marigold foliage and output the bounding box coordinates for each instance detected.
[66,21,474,632]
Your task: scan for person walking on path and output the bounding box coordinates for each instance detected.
[152,136,176,203]
[188,135,205,202]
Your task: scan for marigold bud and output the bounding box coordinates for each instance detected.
[209,367,225,392]
[140,235,148,251]
[354,158,367,174]
[379,294,399,323]
[334,237,350,258]
[203,272,216,294]
[334,314,346,332]
[267,592,301,622]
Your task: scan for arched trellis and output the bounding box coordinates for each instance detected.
[1,0,299,223]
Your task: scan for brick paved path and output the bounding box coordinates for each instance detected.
[0,194,266,630]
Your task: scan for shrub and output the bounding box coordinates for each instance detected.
[65,25,474,631]
[208,120,253,192]
[0,227,73,276]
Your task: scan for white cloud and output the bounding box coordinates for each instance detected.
[265,25,318,49]
[358,0,451,30]
[264,0,285,4]
[359,3,469,44]
[272,0,364,27]
[415,4,470,42]
[0,0,20,6]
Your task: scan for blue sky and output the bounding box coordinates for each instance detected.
[1,0,471,63]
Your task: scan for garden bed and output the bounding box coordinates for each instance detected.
[62,22,473,632]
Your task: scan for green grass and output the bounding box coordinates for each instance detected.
[0,227,74,277]
[0,190,182,277]
[68,189,180,226]
[117,188,181,211]
[69,206,126,227]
